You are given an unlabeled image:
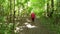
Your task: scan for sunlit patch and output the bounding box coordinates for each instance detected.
[19,7,23,13]
[0,23,2,24]
[24,22,37,28]
[44,3,47,10]
[15,6,18,11]
[14,27,20,33]
[15,0,17,4]
[28,1,31,7]
[26,24,36,28]
[16,27,20,31]
[15,26,26,33]
[19,26,24,30]
[24,22,29,25]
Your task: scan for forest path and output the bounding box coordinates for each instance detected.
[15,17,56,34]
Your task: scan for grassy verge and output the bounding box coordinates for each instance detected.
[40,16,59,34]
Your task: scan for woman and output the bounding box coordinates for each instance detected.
[31,12,35,22]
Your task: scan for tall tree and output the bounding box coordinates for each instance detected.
[47,0,54,17]
[50,0,54,17]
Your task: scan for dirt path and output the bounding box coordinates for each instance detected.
[16,18,51,34]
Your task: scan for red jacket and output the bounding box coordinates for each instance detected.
[31,13,35,18]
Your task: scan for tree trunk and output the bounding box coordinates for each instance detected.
[50,0,54,17]
[47,2,49,17]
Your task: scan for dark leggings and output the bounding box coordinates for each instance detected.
[32,18,34,22]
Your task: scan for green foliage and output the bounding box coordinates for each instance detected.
[0,0,59,34]
[0,23,13,34]
[0,16,4,22]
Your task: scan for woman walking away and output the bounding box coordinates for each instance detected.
[31,12,35,22]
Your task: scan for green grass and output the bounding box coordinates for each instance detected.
[40,16,59,34]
